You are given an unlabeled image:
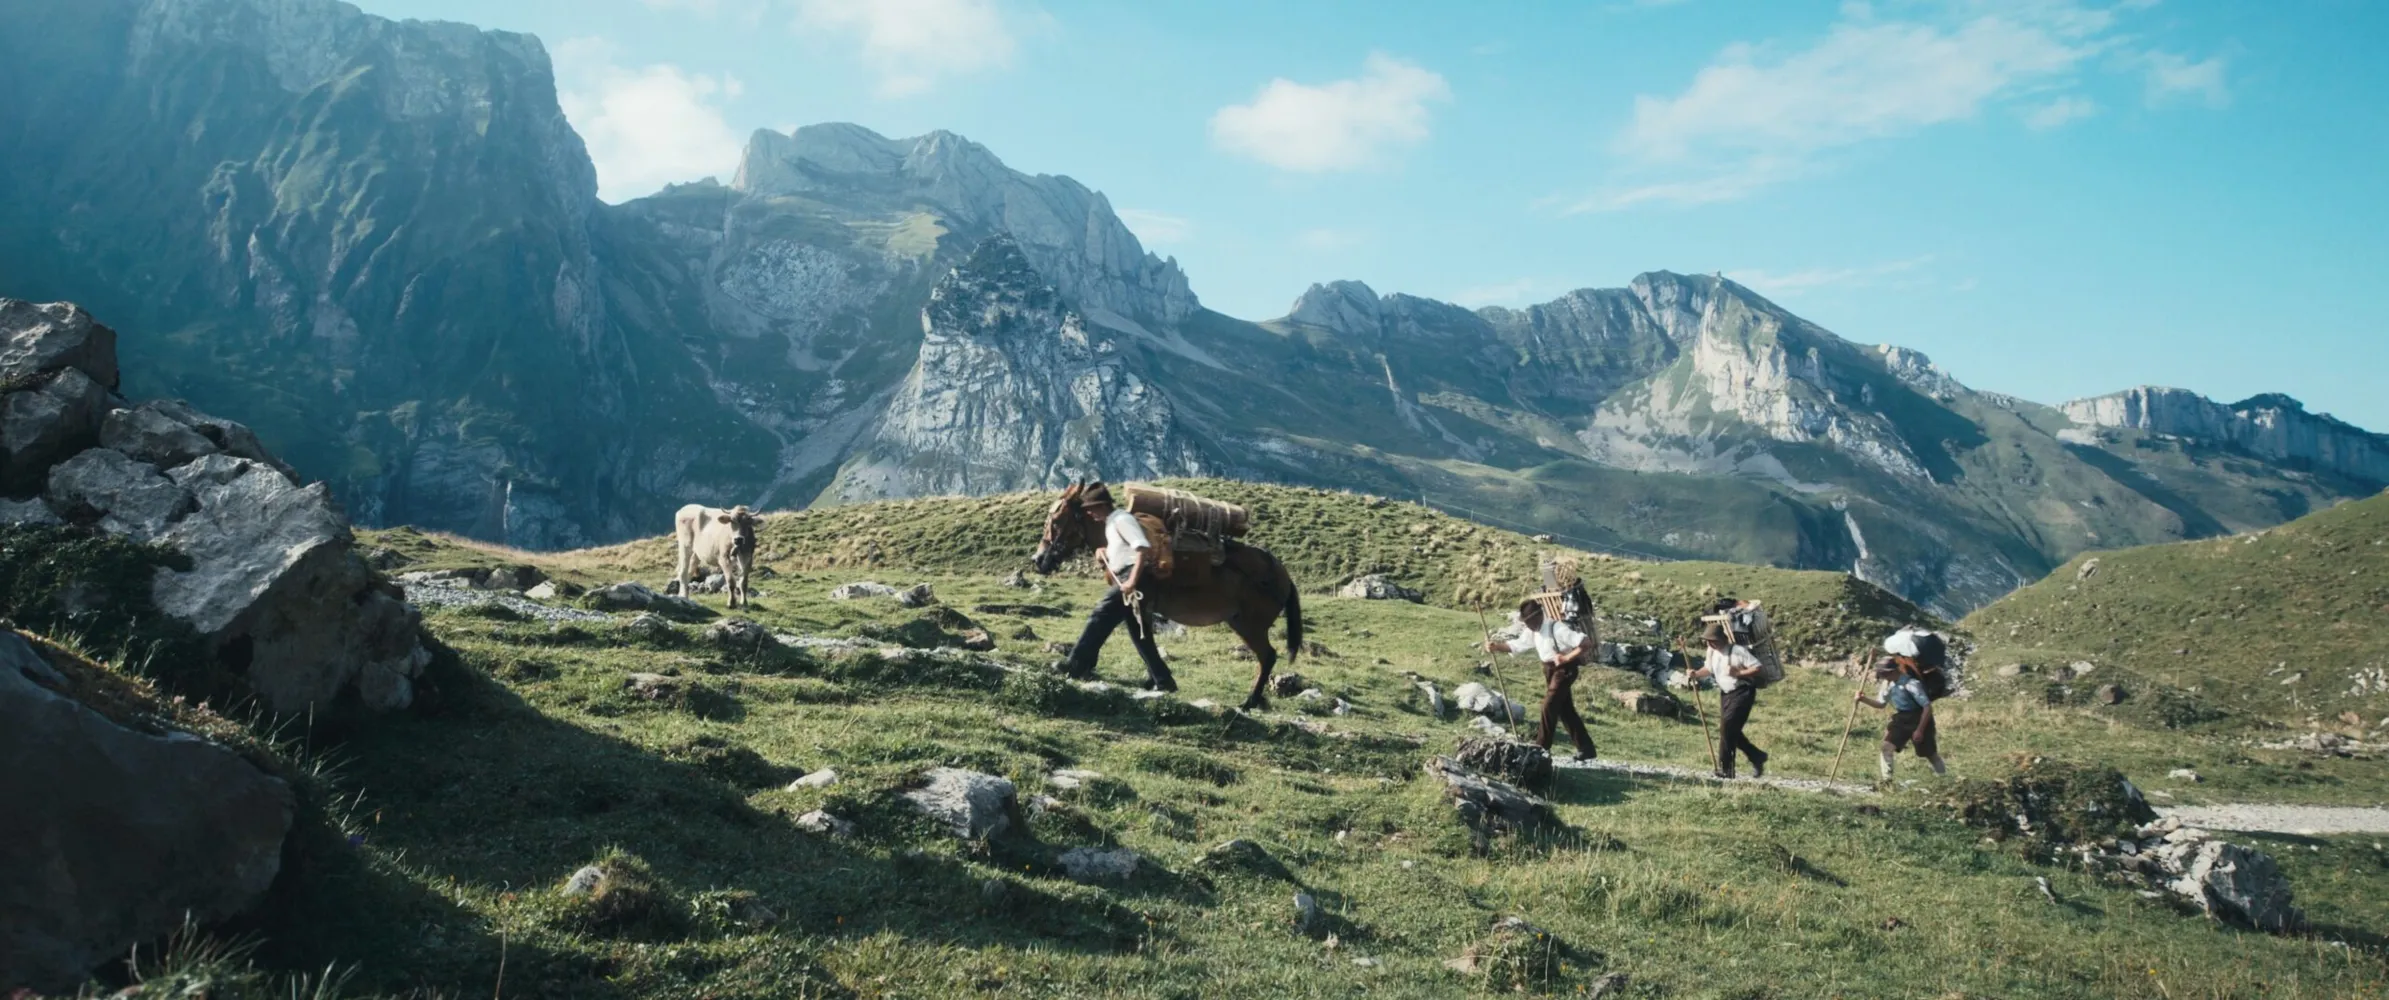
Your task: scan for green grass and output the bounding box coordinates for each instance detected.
[39,498,2336,998]
[1965,493,2389,728]
[34,485,2389,998]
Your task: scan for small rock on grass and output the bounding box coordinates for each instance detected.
[1293,892,1322,934]
[563,865,604,896]
[788,768,838,790]
[1058,846,1141,882]
[794,810,856,838]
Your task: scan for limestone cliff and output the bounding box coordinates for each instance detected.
[2063,388,2389,487]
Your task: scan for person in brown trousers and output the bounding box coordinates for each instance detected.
[1485,597,1597,760]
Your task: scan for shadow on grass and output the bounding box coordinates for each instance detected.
[288,648,1168,993]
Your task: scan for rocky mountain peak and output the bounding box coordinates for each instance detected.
[1285,280,1384,339]
[729,123,1195,326]
[2064,387,2389,486]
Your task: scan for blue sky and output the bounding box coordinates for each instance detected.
[353,0,2389,431]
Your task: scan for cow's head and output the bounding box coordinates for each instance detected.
[1031,479,1104,575]
[720,505,760,561]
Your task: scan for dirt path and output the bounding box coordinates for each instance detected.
[1555,756,1877,796]
[1554,757,2389,834]
[2157,804,2389,836]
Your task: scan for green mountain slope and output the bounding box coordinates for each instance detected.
[1966,492,2389,728]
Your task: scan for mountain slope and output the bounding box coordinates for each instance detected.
[2,0,2382,616]
[1965,491,2389,727]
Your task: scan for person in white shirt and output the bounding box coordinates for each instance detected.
[1688,622,1768,779]
[1057,483,1176,692]
[1854,658,1947,778]
[1484,597,1597,760]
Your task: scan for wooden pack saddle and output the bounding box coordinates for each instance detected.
[1122,485,1249,580]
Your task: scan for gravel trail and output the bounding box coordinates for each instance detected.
[2156,804,2389,836]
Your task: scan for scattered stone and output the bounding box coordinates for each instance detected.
[1057,846,1141,883]
[1452,682,1525,723]
[1043,640,1076,657]
[1586,972,1631,999]
[1197,838,1294,881]
[2035,876,2059,905]
[1293,892,1322,934]
[624,613,674,639]
[959,628,997,651]
[0,633,294,994]
[1454,736,1555,790]
[1271,673,1308,698]
[1417,680,1446,719]
[2068,660,2096,677]
[788,769,839,790]
[562,865,604,896]
[1996,663,2034,678]
[1337,573,1423,602]
[830,581,896,600]
[794,810,856,838]
[903,768,1017,840]
[980,879,1010,908]
[2168,768,2201,783]
[2077,558,2101,581]
[1001,570,1030,589]
[1611,689,1680,716]
[2097,683,2126,706]
[525,580,564,601]
[623,672,682,702]
[1426,756,1555,841]
[1,367,108,495]
[897,583,937,608]
[2159,837,2303,932]
[45,447,194,539]
[704,618,775,650]
[588,581,662,611]
[100,403,218,469]
[0,496,60,525]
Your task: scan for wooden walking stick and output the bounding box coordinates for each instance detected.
[1473,600,1523,737]
[1676,636,1717,766]
[1828,664,1869,785]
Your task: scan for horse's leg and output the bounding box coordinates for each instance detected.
[1231,615,1278,711]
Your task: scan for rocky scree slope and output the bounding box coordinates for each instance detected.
[2,0,2381,617]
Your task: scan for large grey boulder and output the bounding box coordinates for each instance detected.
[0,632,292,993]
[1,368,109,495]
[152,455,429,713]
[99,403,219,470]
[1454,736,1554,790]
[0,300,119,390]
[903,767,1018,840]
[1426,756,1555,842]
[1337,573,1423,602]
[46,448,194,540]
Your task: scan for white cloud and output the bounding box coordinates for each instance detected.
[2024,94,2097,129]
[1210,54,1451,173]
[1115,209,1192,247]
[1573,1,2163,211]
[2143,51,2229,107]
[793,0,1018,98]
[1727,255,1934,295]
[553,37,747,204]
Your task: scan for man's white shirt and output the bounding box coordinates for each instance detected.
[1709,645,1761,693]
[1505,619,1589,665]
[1103,509,1152,579]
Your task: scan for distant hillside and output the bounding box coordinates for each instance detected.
[383,478,1928,662]
[1965,491,2389,728]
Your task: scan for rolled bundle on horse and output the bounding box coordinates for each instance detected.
[1031,480,1302,711]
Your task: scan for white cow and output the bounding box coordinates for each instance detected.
[675,503,760,607]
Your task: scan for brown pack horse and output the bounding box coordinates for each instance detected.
[1031,481,1303,710]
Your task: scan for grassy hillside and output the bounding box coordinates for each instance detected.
[1966,492,2389,730]
[432,479,1929,664]
[37,487,2389,997]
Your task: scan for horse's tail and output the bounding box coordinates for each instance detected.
[1279,556,1304,664]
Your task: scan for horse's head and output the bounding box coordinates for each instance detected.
[1032,480,1101,575]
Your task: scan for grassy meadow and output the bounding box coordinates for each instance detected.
[34,483,2389,998]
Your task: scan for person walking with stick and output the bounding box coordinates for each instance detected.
[1484,597,1598,761]
[1687,622,1768,779]
[1854,656,1948,780]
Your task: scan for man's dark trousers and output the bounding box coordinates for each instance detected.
[1538,661,1595,756]
[1065,585,1176,690]
[1717,685,1767,775]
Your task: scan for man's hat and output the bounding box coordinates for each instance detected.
[1080,481,1115,508]
[1702,622,1730,644]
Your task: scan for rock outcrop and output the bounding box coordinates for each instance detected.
[0,633,294,993]
[827,235,1210,500]
[0,299,430,714]
[2063,387,2389,486]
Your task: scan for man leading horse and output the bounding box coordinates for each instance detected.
[1032,479,1303,710]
